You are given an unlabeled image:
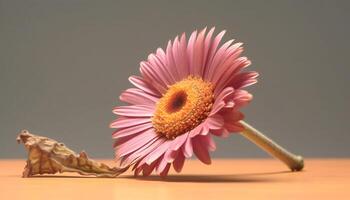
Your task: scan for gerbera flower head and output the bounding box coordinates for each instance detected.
[110,27,258,177]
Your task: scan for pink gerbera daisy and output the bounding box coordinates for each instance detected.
[110,27,258,177]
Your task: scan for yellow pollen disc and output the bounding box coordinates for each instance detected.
[152,76,214,139]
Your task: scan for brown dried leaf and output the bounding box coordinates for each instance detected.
[17,130,128,178]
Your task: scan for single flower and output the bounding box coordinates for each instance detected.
[110,27,258,176]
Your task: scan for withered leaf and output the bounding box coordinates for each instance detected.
[17,130,128,178]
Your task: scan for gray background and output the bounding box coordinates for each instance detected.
[1,0,349,158]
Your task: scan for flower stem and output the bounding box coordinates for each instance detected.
[239,121,304,171]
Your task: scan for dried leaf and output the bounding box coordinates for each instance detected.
[17,130,128,178]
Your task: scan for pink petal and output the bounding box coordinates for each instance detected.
[116,128,159,157]
[204,30,226,80]
[165,40,181,82]
[210,87,234,116]
[200,125,210,136]
[232,90,253,109]
[171,37,182,78]
[142,140,171,165]
[164,148,179,162]
[150,50,176,85]
[173,153,185,173]
[113,134,135,149]
[211,128,229,138]
[156,155,170,174]
[192,136,211,164]
[201,135,216,151]
[120,88,158,106]
[140,61,168,93]
[124,137,165,166]
[112,122,153,139]
[211,44,244,86]
[221,110,244,123]
[214,87,234,101]
[183,134,193,158]
[187,30,197,75]
[169,133,188,151]
[131,160,140,171]
[163,133,188,162]
[134,165,142,176]
[225,122,244,132]
[206,39,234,81]
[160,163,171,177]
[189,124,203,138]
[214,57,251,95]
[230,71,259,89]
[225,100,235,108]
[172,33,189,79]
[110,117,151,129]
[142,159,159,176]
[145,55,173,87]
[113,105,154,117]
[221,129,230,137]
[192,27,206,76]
[201,27,215,76]
[128,76,161,97]
[205,115,224,130]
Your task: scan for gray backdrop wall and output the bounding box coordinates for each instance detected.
[1,0,349,158]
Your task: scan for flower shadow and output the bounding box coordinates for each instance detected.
[17,170,296,182]
[122,171,293,183]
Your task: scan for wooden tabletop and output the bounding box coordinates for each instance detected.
[1,159,349,200]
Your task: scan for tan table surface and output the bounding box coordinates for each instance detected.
[1,159,349,200]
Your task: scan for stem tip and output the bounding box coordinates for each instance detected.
[291,155,304,171]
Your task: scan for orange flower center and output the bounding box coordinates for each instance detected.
[152,76,214,139]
